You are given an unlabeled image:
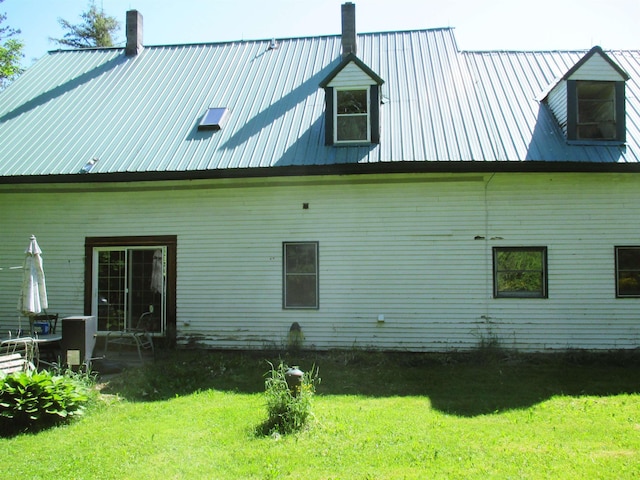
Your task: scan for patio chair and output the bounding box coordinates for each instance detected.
[0,353,31,376]
[30,312,59,335]
[0,337,38,374]
[28,313,61,366]
[103,311,155,361]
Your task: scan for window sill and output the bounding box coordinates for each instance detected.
[566,139,626,146]
[333,141,373,147]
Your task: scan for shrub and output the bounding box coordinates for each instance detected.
[257,361,319,436]
[0,369,95,436]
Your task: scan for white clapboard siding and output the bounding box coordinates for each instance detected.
[0,171,639,352]
[547,82,568,135]
[568,54,627,81]
[327,62,379,87]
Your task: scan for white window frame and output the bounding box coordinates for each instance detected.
[91,246,167,334]
[333,87,371,144]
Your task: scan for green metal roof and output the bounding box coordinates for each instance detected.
[0,29,639,182]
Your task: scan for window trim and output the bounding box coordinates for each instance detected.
[567,80,626,143]
[615,246,640,298]
[84,235,177,339]
[493,246,548,299]
[324,85,380,146]
[576,81,615,140]
[333,87,371,144]
[283,241,319,310]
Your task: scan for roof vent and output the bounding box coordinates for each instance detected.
[198,108,229,131]
[79,157,98,174]
[125,10,143,56]
[341,2,357,59]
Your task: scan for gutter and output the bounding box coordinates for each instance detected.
[1,160,640,186]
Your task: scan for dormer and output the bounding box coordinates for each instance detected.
[542,46,630,144]
[320,54,384,145]
[320,3,385,146]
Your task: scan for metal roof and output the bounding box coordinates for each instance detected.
[0,29,639,181]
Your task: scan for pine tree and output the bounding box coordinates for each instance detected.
[51,1,120,49]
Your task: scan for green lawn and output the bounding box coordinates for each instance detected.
[1,350,639,479]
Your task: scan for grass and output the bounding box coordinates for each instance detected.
[1,348,639,479]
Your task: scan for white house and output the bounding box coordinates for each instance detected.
[0,4,639,351]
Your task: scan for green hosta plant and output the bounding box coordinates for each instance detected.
[0,369,94,436]
[257,361,319,436]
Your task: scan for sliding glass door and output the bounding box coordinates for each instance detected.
[93,247,165,333]
[85,236,176,337]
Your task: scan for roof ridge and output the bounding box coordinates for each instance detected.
[46,28,458,55]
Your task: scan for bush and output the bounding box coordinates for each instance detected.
[0,369,94,436]
[257,361,319,436]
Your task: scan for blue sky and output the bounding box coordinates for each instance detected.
[3,0,639,67]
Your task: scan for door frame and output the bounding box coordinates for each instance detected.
[84,235,177,342]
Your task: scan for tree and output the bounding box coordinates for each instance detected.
[0,0,24,89]
[50,1,120,49]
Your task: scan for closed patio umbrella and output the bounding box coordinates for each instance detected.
[17,235,48,318]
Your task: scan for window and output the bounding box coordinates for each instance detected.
[615,247,640,297]
[567,80,625,142]
[85,236,176,335]
[335,88,370,143]
[198,107,229,131]
[283,242,319,309]
[493,247,547,298]
[577,81,616,140]
[319,55,384,146]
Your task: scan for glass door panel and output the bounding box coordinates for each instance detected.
[94,247,165,333]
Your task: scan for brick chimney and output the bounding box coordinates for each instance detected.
[125,10,143,56]
[341,2,356,58]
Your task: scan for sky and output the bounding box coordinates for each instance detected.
[2,0,639,67]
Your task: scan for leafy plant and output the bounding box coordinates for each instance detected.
[257,361,319,436]
[0,368,95,436]
[0,0,24,89]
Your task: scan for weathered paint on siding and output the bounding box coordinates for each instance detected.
[0,172,638,351]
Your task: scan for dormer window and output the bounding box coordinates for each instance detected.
[335,88,370,143]
[319,53,384,146]
[568,80,625,142]
[576,81,616,140]
[541,46,629,145]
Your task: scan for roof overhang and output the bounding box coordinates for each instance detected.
[2,161,640,186]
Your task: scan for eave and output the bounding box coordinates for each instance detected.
[2,160,640,186]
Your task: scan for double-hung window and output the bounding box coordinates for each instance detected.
[493,247,548,298]
[335,88,370,143]
[319,54,384,146]
[283,242,319,309]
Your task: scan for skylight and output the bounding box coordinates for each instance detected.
[198,107,229,131]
